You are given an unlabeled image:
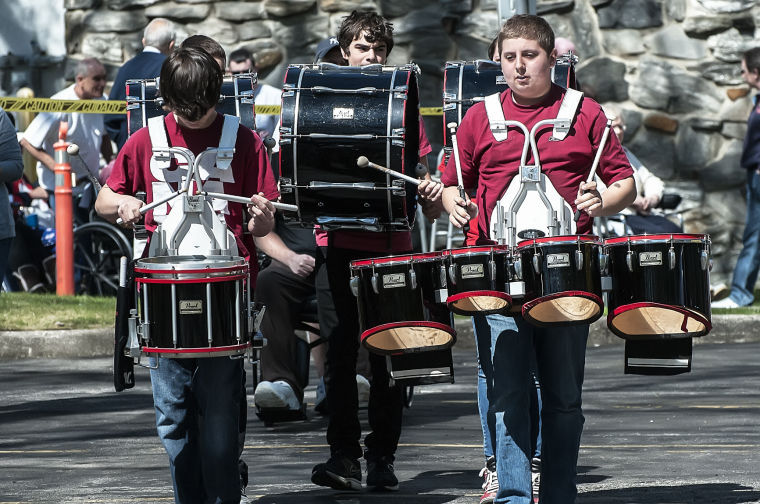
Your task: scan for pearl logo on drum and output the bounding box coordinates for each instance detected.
[383,273,406,289]
[547,253,570,268]
[461,264,484,279]
[333,107,355,120]
[639,251,662,267]
[179,300,203,315]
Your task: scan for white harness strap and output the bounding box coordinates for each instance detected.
[484,93,509,142]
[484,88,584,142]
[216,114,239,171]
[550,88,583,141]
[148,115,170,174]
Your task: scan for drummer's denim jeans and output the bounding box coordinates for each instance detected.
[473,316,542,462]
[728,169,760,306]
[150,356,243,504]
[473,313,588,504]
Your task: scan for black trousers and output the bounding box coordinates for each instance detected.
[252,260,315,401]
[315,245,404,461]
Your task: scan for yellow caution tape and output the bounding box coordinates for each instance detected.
[0,97,126,114]
[0,97,446,116]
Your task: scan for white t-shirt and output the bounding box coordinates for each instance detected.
[253,83,281,152]
[23,84,106,191]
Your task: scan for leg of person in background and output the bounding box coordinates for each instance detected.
[0,237,12,292]
[713,170,760,308]
[473,315,498,504]
[529,356,543,503]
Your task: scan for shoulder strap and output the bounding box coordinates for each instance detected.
[550,88,583,141]
[484,93,509,142]
[147,115,170,171]
[216,114,239,171]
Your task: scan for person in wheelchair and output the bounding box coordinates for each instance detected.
[600,108,682,236]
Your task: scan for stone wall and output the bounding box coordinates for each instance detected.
[63,0,760,282]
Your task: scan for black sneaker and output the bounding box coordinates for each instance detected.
[311,453,362,491]
[366,456,399,491]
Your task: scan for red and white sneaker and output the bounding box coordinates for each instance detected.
[531,457,541,503]
[478,456,498,504]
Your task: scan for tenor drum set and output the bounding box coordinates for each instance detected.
[116,57,712,389]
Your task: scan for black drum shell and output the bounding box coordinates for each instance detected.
[517,237,603,326]
[134,255,249,357]
[279,64,419,230]
[351,254,454,354]
[606,236,711,340]
[443,246,511,315]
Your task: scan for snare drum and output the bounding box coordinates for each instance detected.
[516,235,604,326]
[350,252,454,354]
[133,255,250,358]
[126,73,257,137]
[605,234,711,340]
[442,245,512,315]
[279,63,420,231]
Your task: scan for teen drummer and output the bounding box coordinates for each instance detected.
[441,15,635,504]
[310,10,441,492]
[95,47,278,503]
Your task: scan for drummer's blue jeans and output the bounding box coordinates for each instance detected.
[473,315,542,462]
[728,169,760,306]
[150,356,243,504]
[473,314,588,504]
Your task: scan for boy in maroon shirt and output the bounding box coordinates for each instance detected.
[96,47,277,503]
[441,15,635,504]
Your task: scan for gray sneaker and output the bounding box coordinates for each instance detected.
[254,380,301,410]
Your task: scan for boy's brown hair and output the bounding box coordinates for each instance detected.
[497,14,555,57]
[160,47,222,122]
[338,10,394,57]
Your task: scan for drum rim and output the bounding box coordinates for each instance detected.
[521,290,604,327]
[360,321,457,355]
[604,233,709,245]
[607,301,712,339]
[135,255,247,271]
[350,251,442,268]
[443,245,510,256]
[517,235,602,249]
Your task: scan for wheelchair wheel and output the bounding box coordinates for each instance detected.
[73,222,132,296]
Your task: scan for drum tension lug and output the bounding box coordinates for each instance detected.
[575,249,584,271]
[350,276,360,297]
[626,251,635,272]
[532,253,541,275]
[371,273,380,294]
[409,268,417,290]
[439,265,448,288]
[448,264,457,285]
[669,247,676,270]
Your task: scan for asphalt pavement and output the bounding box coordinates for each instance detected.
[1,338,759,503]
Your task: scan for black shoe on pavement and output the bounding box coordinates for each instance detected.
[366,456,399,491]
[311,453,362,491]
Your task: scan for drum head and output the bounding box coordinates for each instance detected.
[362,321,455,355]
[522,292,603,326]
[608,302,711,340]
[447,291,511,315]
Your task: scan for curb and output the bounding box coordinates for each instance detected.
[0,314,756,360]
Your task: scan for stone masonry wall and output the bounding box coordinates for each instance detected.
[64,0,760,283]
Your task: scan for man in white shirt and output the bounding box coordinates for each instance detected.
[20,58,111,204]
[227,48,281,150]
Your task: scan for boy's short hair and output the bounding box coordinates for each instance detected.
[498,14,555,58]
[338,10,394,57]
[229,47,254,66]
[744,46,760,74]
[180,34,227,69]
[160,47,222,122]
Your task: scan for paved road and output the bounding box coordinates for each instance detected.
[1,342,759,503]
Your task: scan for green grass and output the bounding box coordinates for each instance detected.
[0,292,116,331]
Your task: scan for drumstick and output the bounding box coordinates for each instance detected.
[115,188,186,225]
[574,117,613,222]
[201,191,299,212]
[356,156,425,186]
[447,122,470,236]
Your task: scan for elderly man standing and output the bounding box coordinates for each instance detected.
[106,18,176,150]
[20,57,111,208]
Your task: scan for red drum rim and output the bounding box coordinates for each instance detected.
[607,302,712,339]
[350,251,442,269]
[442,245,510,257]
[361,321,456,355]
[517,234,602,249]
[521,291,604,327]
[604,234,709,245]
[141,343,250,357]
[446,291,512,315]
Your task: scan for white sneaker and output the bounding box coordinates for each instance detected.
[314,376,327,414]
[356,374,370,407]
[254,380,300,410]
[711,296,740,309]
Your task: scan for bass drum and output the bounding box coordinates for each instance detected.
[126,73,258,137]
[279,63,420,231]
[605,234,712,340]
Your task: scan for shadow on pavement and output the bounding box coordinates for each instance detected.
[580,482,760,503]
